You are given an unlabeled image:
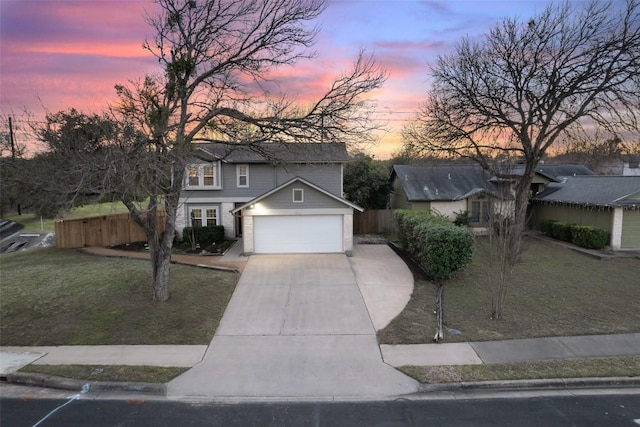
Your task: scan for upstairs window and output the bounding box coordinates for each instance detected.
[237,164,249,188]
[185,162,221,189]
[293,188,304,203]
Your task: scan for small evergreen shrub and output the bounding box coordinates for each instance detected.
[453,210,471,227]
[182,225,225,246]
[395,210,474,281]
[570,225,609,250]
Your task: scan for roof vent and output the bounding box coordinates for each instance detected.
[435,188,439,195]
[448,173,451,180]
[423,185,429,192]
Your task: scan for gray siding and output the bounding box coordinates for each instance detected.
[259,182,346,210]
[275,164,343,196]
[182,162,342,199]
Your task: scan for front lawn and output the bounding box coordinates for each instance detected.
[378,237,640,344]
[0,248,238,346]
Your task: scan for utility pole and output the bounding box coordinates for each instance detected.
[9,116,16,160]
[8,116,21,215]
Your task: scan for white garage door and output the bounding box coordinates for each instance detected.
[254,215,343,253]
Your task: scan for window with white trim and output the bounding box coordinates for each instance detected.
[237,164,249,188]
[185,162,221,189]
[189,206,219,227]
[292,188,304,203]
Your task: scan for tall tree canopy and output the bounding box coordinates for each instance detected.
[343,152,392,209]
[403,0,640,318]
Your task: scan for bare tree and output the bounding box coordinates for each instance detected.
[97,0,386,301]
[556,129,640,172]
[405,0,640,271]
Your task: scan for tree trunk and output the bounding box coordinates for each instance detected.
[149,239,172,302]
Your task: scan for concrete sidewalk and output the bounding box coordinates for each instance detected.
[3,333,639,376]
[381,333,640,367]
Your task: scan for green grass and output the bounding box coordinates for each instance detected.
[378,237,640,344]
[399,357,640,384]
[18,365,187,383]
[0,248,238,345]
[5,201,132,233]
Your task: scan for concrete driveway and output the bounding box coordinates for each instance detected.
[168,251,418,399]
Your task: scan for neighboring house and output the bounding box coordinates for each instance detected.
[531,175,640,251]
[389,163,594,231]
[509,164,595,195]
[597,159,640,176]
[389,164,511,230]
[177,142,362,255]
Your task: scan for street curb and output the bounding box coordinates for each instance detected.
[4,372,166,395]
[417,376,640,393]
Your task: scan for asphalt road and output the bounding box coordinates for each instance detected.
[2,392,640,426]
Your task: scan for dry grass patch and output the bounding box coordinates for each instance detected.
[399,357,640,384]
[379,237,640,344]
[0,248,238,345]
[19,364,187,383]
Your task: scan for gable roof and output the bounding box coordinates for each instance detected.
[496,164,594,181]
[193,142,349,164]
[231,176,363,213]
[392,164,510,202]
[532,175,640,209]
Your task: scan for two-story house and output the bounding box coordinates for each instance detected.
[177,142,362,255]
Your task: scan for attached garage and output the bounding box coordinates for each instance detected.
[621,210,640,250]
[254,215,343,253]
[232,177,363,255]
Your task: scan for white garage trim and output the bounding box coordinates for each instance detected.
[254,215,343,254]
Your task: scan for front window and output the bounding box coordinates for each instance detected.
[189,206,219,227]
[185,162,221,189]
[293,188,304,203]
[470,199,490,223]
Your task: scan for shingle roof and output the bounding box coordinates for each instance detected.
[192,142,349,163]
[500,164,594,181]
[532,175,640,208]
[392,164,509,202]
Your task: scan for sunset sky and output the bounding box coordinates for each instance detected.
[1,0,555,158]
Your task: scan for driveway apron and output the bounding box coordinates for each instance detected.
[167,254,418,399]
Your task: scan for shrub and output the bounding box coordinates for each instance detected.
[453,210,471,227]
[182,225,225,246]
[395,210,474,281]
[539,219,556,236]
[570,225,609,250]
[550,221,572,242]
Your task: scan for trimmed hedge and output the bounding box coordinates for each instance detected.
[396,210,474,281]
[539,220,609,250]
[182,225,225,246]
[570,225,609,250]
[550,221,573,242]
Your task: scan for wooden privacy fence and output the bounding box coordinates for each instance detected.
[55,212,165,249]
[354,209,398,235]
